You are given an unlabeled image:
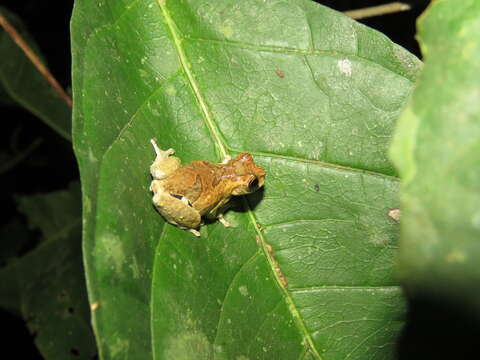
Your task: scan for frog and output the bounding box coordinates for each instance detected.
[149,139,265,236]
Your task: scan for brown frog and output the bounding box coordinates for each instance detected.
[149,139,265,236]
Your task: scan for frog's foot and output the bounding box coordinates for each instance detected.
[188,228,201,237]
[150,139,174,159]
[217,213,230,227]
[150,139,181,179]
[220,154,232,164]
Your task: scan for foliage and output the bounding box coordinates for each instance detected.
[71,0,420,359]
[0,183,96,359]
[5,0,480,359]
[0,7,71,140]
[390,0,480,310]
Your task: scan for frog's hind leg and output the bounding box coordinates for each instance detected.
[150,139,181,180]
[152,189,202,233]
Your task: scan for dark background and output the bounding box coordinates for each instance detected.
[3,1,478,359]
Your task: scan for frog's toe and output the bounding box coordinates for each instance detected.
[217,213,231,227]
[188,228,201,237]
[150,139,175,158]
[220,155,232,164]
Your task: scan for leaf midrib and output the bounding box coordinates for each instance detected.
[156,1,322,358]
[157,0,228,159]
[246,203,323,359]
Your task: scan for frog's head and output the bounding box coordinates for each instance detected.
[230,153,266,195]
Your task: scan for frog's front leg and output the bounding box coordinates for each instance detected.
[220,154,232,165]
[207,198,232,228]
[150,139,181,180]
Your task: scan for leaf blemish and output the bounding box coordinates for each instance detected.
[101,234,126,274]
[239,285,249,296]
[446,250,466,264]
[265,242,288,288]
[387,208,400,222]
[274,68,285,78]
[337,58,352,77]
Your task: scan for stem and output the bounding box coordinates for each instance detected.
[0,11,72,108]
[344,2,411,20]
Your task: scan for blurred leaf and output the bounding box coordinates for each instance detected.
[16,181,82,241]
[0,80,15,105]
[0,7,71,140]
[0,137,43,174]
[390,1,480,309]
[0,218,30,266]
[72,0,421,359]
[0,182,97,359]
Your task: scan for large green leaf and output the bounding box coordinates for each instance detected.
[72,0,421,358]
[390,1,480,308]
[0,182,97,359]
[0,7,71,140]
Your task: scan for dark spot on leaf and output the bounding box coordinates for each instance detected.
[70,348,80,356]
[274,68,285,78]
[314,184,320,192]
[68,307,75,314]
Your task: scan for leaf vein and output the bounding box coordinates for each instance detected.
[101,71,180,162]
[228,148,400,180]
[183,36,415,82]
[212,251,261,350]
[150,224,169,359]
[245,199,323,360]
[289,285,401,292]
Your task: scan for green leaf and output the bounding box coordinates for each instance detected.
[0,7,72,140]
[72,0,421,358]
[390,1,480,308]
[0,79,15,105]
[0,218,30,266]
[16,181,82,242]
[0,137,43,174]
[0,182,97,359]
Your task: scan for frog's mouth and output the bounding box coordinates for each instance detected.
[170,193,193,207]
